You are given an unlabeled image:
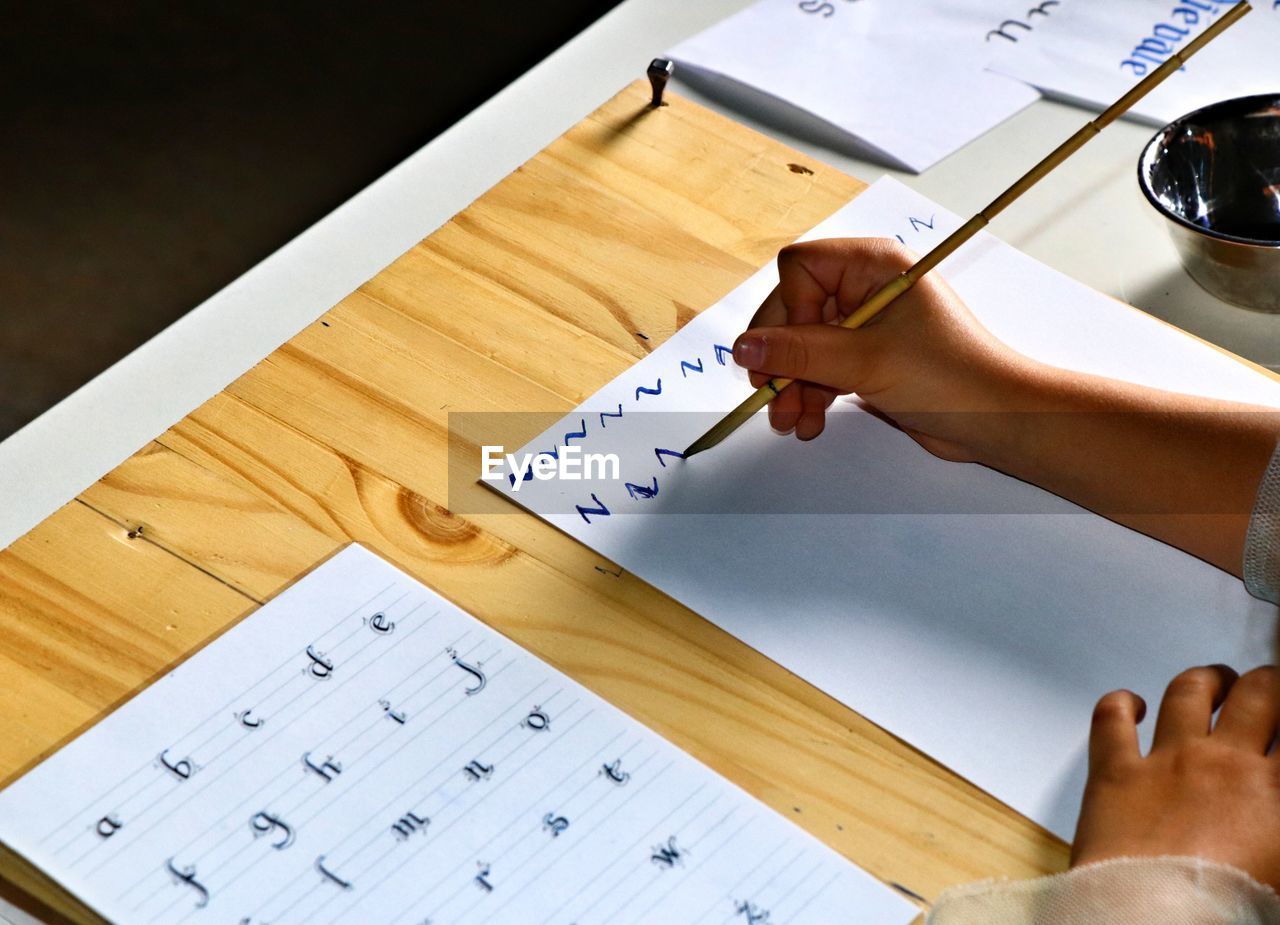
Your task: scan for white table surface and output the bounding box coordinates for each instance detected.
[3,0,1278,561]
[0,901,41,925]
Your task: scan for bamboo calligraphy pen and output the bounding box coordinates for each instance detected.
[683,0,1251,459]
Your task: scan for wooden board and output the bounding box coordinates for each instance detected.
[0,82,1072,923]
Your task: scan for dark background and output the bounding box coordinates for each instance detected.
[0,1,621,439]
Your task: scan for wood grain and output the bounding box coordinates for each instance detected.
[0,82,1079,922]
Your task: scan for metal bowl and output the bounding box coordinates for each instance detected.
[1138,93,1280,312]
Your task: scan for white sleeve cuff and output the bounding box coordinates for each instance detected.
[926,856,1280,925]
[1244,440,1280,605]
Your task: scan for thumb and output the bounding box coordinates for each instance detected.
[733,324,868,392]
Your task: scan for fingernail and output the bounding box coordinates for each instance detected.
[734,336,764,368]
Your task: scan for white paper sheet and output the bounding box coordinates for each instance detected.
[0,546,916,925]
[667,0,1041,173]
[495,177,1280,841]
[989,1,1280,125]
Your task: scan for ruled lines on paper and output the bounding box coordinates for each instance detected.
[0,545,917,925]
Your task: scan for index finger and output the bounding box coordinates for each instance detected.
[1152,664,1237,750]
[743,286,804,393]
[1089,690,1146,770]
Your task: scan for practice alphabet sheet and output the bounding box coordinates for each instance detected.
[668,0,1041,172]
[496,177,1280,841]
[0,545,917,925]
[988,0,1280,125]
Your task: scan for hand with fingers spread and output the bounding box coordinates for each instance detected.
[1073,665,1280,889]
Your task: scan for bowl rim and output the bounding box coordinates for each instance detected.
[1137,92,1280,249]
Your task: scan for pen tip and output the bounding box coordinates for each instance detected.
[681,385,772,459]
[681,433,716,459]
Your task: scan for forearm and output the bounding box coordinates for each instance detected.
[980,362,1280,577]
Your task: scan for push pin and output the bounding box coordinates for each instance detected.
[647,58,674,108]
